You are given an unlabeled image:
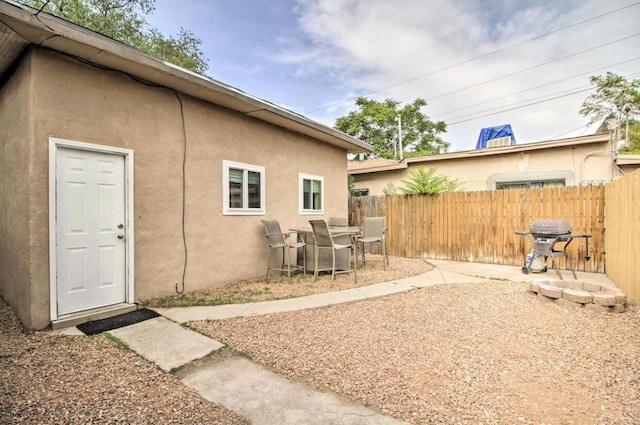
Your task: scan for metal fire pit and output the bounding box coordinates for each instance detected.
[516,219,591,280]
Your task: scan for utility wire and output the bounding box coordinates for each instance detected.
[549,123,593,139]
[432,57,640,119]
[426,33,640,103]
[174,92,188,295]
[443,70,640,123]
[304,1,640,114]
[447,87,594,126]
[447,85,594,122]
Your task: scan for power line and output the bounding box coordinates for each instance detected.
[426,33,640,103]
[441,70,640,123]
[447,85,594,122]
[549,123,593,139]
[432,57,640,119]
[304,1,640,114]
[447,87,594,126]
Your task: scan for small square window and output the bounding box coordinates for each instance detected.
[223,160,265,215]
[299,173,324,214]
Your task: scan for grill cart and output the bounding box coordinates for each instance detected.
[516,219,591,280]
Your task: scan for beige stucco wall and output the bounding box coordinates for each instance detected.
[353,141,617,195]
[3,48,350,328]
[0,51,40,327]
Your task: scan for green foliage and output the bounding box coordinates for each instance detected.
[20,0,208,74]
[348,174,356,196]
[334,97,449,160]
[580,73,640,125]
[382,182,399,196]
[400,167,462,195]
[618,119,640,154]
[580,72,640,150]
[102,332,131,350]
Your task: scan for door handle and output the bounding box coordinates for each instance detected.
[117,234,125,240]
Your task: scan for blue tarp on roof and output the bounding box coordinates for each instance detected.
[475,124,516,149]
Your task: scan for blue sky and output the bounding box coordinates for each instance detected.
[146,0,640,151]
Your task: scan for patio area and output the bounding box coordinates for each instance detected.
[2,257,638,424]
[190,277,639,424]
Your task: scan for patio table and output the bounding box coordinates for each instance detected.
[290,226,360,273]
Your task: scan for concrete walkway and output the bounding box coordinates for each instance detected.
[63,259,617,425]
[153,259,615,323]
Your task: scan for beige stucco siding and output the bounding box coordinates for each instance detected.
[0,51,38,326]
[353,140,616,195]
[3,48,349,328]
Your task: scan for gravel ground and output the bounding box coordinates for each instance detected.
[192,280,640,425]
[4,257,639,424]
[147,255,432,307]
[0,255,427,424]
[0,299,249,425]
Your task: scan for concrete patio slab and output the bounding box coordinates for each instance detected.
[427,259,616,287]
[180,356,409,425]
[109,317,224,371]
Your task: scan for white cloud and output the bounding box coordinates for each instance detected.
[278,0,639,150]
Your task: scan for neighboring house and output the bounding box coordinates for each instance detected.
[0,1,372,330]
[349,133,640,195]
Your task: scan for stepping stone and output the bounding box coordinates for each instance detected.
[539,284,563,299]
[563,289,592,304]
[591,292,617,307]
[109,317,224,371]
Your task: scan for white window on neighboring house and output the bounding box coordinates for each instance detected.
[299,173,324,214]
[223,160,265,215]
[496,179,565,190]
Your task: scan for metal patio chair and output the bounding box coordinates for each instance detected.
[328,217,348,227]
[261,220,305,281]
[356,216,388,270]
[309,220,357,282]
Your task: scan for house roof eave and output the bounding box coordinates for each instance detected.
[616,154,640,166]
[404,133,613,165]
[0,0,372,154]
[348,161,408,175]
[347,133,613,174]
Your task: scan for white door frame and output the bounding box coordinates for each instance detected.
[49,138,135,321]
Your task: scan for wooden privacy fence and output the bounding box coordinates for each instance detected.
[604,170,640,302]
[349,186,605,274]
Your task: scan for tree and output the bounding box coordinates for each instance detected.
[400,167,462,195]
[620,119,640,154]
[334,97,448,160]
[580,72,640,153]
[20,0,208,74]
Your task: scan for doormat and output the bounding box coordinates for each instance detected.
[76,308,160,336]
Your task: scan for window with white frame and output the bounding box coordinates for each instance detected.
[496,179,565,190]
[299,173,324,214]
[223,160,265,215]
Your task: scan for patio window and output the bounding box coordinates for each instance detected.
[299,173,324,214]
[223,160,265,215]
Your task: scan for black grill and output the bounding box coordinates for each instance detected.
[516,219,591,280]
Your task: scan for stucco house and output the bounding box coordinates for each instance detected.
[0,1,372,330]
[349,133,640,195]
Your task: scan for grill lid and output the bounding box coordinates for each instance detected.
[530,219,572,235]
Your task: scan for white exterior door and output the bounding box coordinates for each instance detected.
[55,147,127,315]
